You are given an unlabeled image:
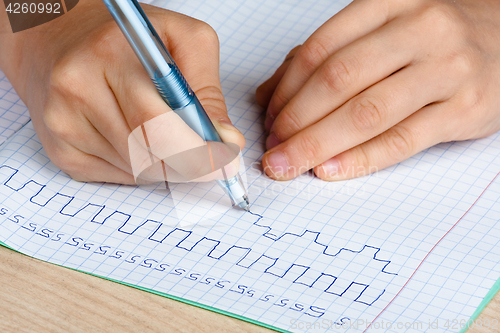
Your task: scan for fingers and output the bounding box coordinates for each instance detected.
[68,154,136,184]
[105,11,245,183]
[256,45,301,110]
[67,121,132,174]
[128,112,240,183]
[313,101,453,181]
[103,43,217,180]
[154,10,245,151]
[37,107,136,184]
[37,5,244,186]
[81,86,133,170]
[41,69,134,175]
[45,139,136,184]
[262,62,452,180]
[264,0,414,126]
[267,18,422,147]
[103,11,245,181]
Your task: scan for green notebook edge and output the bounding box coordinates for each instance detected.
[2,239,499,332]
[0,240,289,333]
[459,274,500,333]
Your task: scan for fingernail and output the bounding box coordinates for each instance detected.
[266,132,280,150]
[264,113,274,132]
[266,151,289,178]
[321,158,340,178]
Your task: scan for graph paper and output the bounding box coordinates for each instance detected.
[1,0,500,332]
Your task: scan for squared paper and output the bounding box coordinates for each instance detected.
[1,0,500,332]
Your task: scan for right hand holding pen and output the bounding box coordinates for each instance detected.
[0,0,244,184]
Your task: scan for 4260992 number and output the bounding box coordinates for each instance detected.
[5,2,61,14]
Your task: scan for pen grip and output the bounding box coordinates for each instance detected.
[152,71,222,143]
[152,63,192,110]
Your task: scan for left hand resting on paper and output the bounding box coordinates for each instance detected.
[256,0,500,181]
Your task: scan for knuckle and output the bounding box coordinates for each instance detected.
[49,151,86,181]
[384,126,414,160]
[349,96,385,133]
[318,59,355,94]
[446,51,476,78]
[452,89,485,133]
[42,107,73,141]
[191,21,219,49]
[195,86,226,114]
[90,22,125,59]
[269,90,290,115]
[418,3,460,38]
[354,144,371,170]
[460,88,484,111]
[297,39,331,73]
[277,109,304,136]
[294,132,321,164]
[196,85,224,100]
[49,61,83,97]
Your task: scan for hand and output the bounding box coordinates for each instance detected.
[0,0,244,184]
[256,0,500,181]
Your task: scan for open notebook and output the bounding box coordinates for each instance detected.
[1,0,500,332]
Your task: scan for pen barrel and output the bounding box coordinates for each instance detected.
[152,72,222,143]
[103,0,249,209]
[102,0,173,77]
[103,0,222,143]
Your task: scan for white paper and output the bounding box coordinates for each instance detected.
[0,0,499,332]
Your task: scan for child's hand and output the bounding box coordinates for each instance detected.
[257,0,500,181]
[0,0,244,184]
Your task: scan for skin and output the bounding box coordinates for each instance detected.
[257,0,500,181]
[0,0,245,184]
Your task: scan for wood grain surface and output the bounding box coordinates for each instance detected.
[0,245,498,333]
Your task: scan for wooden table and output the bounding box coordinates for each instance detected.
[0,245,498,332]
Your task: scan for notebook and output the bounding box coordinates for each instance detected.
[1,0,499,332]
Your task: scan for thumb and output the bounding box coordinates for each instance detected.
[196,86,246,152]
[256,45,301,108]
[212,117,246,152]
[153,12,246,152]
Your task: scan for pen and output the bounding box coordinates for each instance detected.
[102,0,250,211]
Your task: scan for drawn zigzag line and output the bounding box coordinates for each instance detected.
[248,211,397,275]
[0,164,394,306]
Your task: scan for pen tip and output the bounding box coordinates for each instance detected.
[235,200,250,212]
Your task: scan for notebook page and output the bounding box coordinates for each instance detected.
[0,71,30,146]
[1,0,500,332]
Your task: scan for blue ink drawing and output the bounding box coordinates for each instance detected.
[0,164,398,306]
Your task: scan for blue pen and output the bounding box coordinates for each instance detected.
[102,0,250,211]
